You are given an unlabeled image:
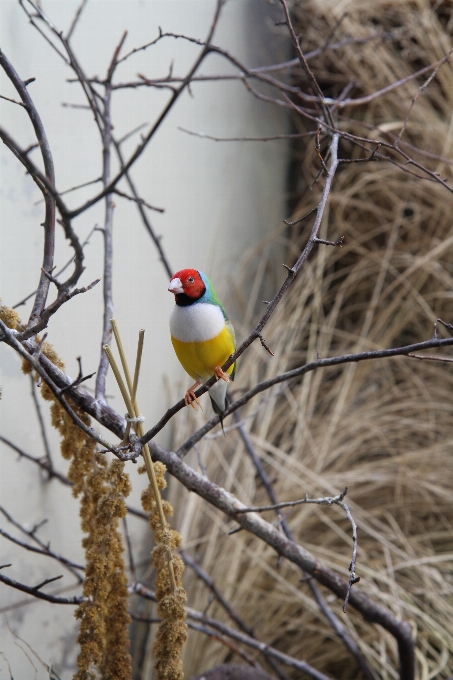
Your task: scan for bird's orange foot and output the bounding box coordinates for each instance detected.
[184,381,203,410]
[214,366,230,383]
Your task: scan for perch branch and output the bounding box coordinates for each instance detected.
[176,336,453,457]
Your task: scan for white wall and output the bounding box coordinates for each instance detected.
[0,1,288,676]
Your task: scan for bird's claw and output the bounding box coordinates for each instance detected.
[185,382,203,410]
[214,366,230,383]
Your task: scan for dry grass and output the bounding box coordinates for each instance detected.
[166,2,453,679]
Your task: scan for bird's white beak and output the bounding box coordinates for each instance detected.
[168,277,184,294]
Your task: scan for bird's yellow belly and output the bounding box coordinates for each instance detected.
[171,326,235,381]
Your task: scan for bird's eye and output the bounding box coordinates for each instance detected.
[188,276,194,283]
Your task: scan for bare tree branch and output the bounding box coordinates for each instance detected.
[0,510,84,580]
[112,135,173,278]
[0,126,86,298]
[176,336,453,457]
[63,0,226,219]
[178,127,316,143]
[146,443,415,680]
[181,551,292,680]
[0,49,56,326]
[0,434,147,521]
[235,415,374,680]
[0,570,83,605]
[66,0,89,42]
[0,435,71,486]
[0,320,125,456]
[133,582,335,680]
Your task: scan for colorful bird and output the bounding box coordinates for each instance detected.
[168,269,235,423]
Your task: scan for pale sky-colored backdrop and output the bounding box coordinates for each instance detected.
[0,1,288,676]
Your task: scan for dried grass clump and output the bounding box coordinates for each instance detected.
[169,2,453,679]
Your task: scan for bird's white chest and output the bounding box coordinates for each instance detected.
[170,302,225,343]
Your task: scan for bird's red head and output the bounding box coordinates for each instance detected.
[168,269,205,300]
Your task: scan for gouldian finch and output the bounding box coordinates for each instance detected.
[168,269,235,421]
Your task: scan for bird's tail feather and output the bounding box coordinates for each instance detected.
[210,396,226,435]
[209,379,228,435]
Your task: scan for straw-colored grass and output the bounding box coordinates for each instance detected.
[165,2,453,679]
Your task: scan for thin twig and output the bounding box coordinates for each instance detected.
[178,127,316,143]
[0,571,83,605]
[95,79,114,401]
[112,135,173,278]
[278,0,334,128]
[394,49,453,146]
[17,278,100,341]
[29,373,54,476]
[0,522,84,580]
[236,488,348,513]
[13,224,97,308]
[315,127,329,175]
[314,236,344,247]
[113,188,165,213]
[407,353,453,363]
[58,356,96,395]
[66,0,89,41]
[0,434,147,520]
[0,126,86,293]
[283,206,317,226]
[0,93,27,107]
